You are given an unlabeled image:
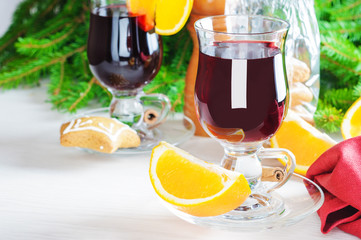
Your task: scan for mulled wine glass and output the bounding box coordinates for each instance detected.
[87,0,170,142]
[194,15,296,219]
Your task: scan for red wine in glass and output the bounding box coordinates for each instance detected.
[195,41,288,142]
[87,5,162,91]
[192,15,295,222]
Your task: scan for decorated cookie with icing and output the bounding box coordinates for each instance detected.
[60,116,141,153]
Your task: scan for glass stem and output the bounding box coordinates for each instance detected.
[221,145,263,190]
[110,90,144,126]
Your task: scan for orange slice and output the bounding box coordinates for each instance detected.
[127,0,156,32]
[149,142,251,217]
[155,0,193,35]
[270,111,336,176]
[127,0,193,35]
[341,96,361,139]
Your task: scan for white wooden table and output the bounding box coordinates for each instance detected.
[0,1,358,239]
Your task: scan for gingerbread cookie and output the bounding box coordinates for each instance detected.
[60,116,140,153]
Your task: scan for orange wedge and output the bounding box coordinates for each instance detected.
[341,96,361,139]
[270,111,336,176]
[127,0,193,35]
[155,0,193,35]
[127,0,156,32]
[149,142,251,217]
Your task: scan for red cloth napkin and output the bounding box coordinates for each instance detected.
[306,135,361,238]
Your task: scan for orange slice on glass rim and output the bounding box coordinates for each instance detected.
[149,142,251,217]
[127,0,156,32]
[127,0,193,35]
[154,0,193,35]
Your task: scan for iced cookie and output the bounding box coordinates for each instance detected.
[60,116,140,153]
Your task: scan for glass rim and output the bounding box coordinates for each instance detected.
[194,14,290,36]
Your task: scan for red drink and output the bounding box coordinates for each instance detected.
[87,5,162,91]
[195,41,288,142]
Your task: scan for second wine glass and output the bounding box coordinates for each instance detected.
[194,15,296,220]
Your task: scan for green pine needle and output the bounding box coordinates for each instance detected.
[323,88,357,112]
[314,102,344,133]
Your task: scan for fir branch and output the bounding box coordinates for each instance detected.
[176,37,191,70]
[39,0,63,17]
[314,102,344,133]
[315,0,334,8]
[332,0,361,14]
[172,93,183,112]
[145,81,168,93]
[32,17,74,39]
[52,61,65,95]
[335,14,361,21]
[72,51,92,79]
[321,34,361,63]
[321,53,361,80]
[323,88,357,111]
[0,30,25,52]
[68,77,96,111]
[49,77,100,113]
[321,0,361,21]
[320,33,361,88]
[353,82,361,98]
[10,0,66,35]
[15,24,78,56]
[94,79,112,98]
[0,0,69,64]
[0,45,86,86]
[319,20,361,36]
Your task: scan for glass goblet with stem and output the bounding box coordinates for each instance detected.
[195,15,296,220]
[87,0,171,143]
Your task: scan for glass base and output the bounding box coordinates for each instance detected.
[223,192,284,220]
[163,173,324,231]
